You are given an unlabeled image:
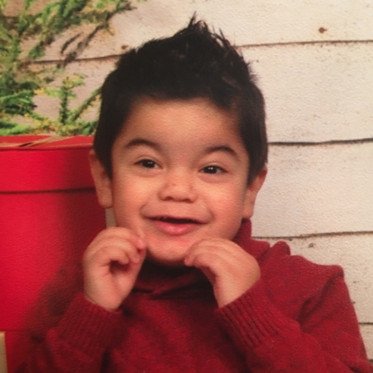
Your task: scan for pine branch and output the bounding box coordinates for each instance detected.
[69,86,100,122]
[0,0,139,135]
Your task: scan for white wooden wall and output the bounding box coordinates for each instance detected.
[16,0,373,360]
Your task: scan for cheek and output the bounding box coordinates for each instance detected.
[112,176,155,212]
[212,201,245,240]
[208,185,248,219]
[111,177,136,206]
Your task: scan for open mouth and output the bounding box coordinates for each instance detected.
[148,215,203,236]
[153,216,200,225]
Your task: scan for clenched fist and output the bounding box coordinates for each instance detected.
[184,238,260,307]
[83,227,146,311]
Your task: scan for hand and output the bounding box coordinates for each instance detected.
[184,238,260,307]
[83,227,146,311]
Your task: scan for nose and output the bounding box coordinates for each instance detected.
[158,170,197,202]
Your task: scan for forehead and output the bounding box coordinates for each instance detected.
[117,97,243,147]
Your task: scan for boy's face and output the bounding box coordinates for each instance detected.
[91,98,265,266]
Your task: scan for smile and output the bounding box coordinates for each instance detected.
[148,215,203,236]
[156,216,200,224]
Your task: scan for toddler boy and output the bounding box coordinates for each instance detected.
[21,19,370,372]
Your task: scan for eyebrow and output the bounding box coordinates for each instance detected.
[204,145,240,159]
[124,138,239,159]
[124,138,161,151]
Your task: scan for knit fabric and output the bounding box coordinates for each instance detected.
[19,221,371,372]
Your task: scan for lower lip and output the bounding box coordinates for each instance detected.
[150,219,200,236]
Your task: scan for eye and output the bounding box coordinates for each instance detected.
[201,165,226,174]
[137,159,158,169]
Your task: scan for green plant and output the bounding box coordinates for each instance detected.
[0,0,136,135]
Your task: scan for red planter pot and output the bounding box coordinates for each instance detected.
[0,136,106,372]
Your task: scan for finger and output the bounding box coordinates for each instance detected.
[184,251,232,289]
[186,238,244,262]
[86,228,146,259]
[103,227,145,249]
[86,245,143,272]
[184,249,229,274]
[88,246,130,268]
[90,227,146,250]
[184,242,237,267]
[85,239,138,264]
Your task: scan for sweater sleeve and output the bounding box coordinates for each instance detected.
[18,293,122,373]
[216,272,371,372]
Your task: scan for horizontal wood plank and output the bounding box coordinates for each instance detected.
[241,43,373,142]
[21,1,373,60]
[87,0,373,54]
[33,41,373,143]
[252,142,373,236]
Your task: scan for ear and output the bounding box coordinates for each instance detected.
[243,167,267,219]
[89,150,113,209]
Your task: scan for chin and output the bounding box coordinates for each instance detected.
[146,249,187,267]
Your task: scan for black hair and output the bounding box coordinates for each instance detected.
[93,18,267,183]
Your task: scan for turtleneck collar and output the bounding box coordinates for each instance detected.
[133,220,268,297]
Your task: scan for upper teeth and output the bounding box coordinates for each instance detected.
[159,217,195,223]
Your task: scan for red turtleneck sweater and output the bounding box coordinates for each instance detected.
[19,222,370,372]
